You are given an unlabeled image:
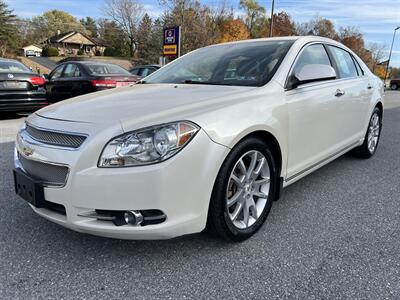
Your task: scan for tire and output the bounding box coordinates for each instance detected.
[352,107,382,158]
[391,84,398,90]
[207,137,278,242]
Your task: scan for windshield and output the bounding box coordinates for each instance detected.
[145,40,294,87]
[86,63,131,75]
[0,61,31,73]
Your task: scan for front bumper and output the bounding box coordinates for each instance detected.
[15,117,229,239]
[0,90,48,112]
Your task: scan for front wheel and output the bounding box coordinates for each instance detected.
[352,107,382,158]
[391,84,398,90]
[207,137,278,242]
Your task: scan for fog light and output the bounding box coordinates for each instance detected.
[124,210,143,226]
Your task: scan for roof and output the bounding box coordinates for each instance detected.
[0,58,20,62]
[58,60,122,66]
[46,31,103,46]
[22,44,43,50]
[131,64,161,69]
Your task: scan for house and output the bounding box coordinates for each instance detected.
[22,44,42,56]
[43,31,107,56]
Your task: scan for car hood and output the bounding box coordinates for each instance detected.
[36,83,255,128]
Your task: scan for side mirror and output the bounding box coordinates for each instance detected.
[288,64,336,89]
[42,74,49,80]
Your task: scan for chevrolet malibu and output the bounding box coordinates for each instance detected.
[13,36,384,242]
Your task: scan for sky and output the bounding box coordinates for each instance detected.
[5,0,400,66]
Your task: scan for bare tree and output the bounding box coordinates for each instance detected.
[103,0,145,57]
[368,42,386,72]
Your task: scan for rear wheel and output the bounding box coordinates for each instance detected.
[391,84,398,90]
[208,137,278,242]
[352,107,382,158]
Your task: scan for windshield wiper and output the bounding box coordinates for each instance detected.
[181,80,232,86]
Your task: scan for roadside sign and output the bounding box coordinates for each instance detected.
[163,27,181,57]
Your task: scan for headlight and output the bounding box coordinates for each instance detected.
[98,121,200,167]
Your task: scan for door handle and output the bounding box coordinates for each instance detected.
[367,84,373,90]
[334,89,345,97]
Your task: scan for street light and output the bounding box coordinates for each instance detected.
[384,26,400,85]
[269,0,275,37]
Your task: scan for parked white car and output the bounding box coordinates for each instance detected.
[14,36,384,241]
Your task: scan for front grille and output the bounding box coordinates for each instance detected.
[26,124,86,149]
[19,154,69,187]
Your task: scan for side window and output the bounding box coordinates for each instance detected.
[328,46,358,78]
[50,65,64,80]
[293,44,332,76]
[62,64,80,78]
[352,56,364,76]
[148,67,157,75]
[130,68,139,75]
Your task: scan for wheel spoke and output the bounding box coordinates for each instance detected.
[246,152,258,179]
[254,177,270,188]
[231,174,244,187]
[248,197,257,220]
[230,203,243,221]
[242,201,250,226]
[253,191,267,199]
[252,157,266,179]
[227,189,243,207]
[237,159,247,175]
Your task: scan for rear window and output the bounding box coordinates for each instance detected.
[0,61,31,73]
[86,64,130,75]
[328,46,358,78]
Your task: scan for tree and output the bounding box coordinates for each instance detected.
[30,10,88,42]
[137,14,163,63]
[103,0,145,57]
[271,12,296,37]
[0,0,19,56]
[216,19,250,43]
[98,18,129,56]
[239,0,268,38]
[81,17,98,37]
[368,42,386,72]
[296,16,338,39]
[161,0,232,55]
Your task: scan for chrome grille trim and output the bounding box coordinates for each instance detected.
[18,153,69,187]
[25,123,87,149]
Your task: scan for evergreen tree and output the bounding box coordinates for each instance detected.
[80,17,98,37]
[0,0,19,56]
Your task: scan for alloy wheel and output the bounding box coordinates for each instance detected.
[367,112,380,154]
[226,150,270,229]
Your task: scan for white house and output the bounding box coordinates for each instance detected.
[22,45,42,57]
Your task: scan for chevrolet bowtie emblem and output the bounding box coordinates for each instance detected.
[18,134,34,156]
[22,145,34,156]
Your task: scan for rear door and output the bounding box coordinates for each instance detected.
[326,45,370,139]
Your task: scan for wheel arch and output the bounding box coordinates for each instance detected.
[225,129,284,201]
[375,101,383,118]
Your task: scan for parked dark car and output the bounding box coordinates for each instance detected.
[45,61,139,102]
[0,58,47,112]
[389,79,400,90]
[129,64,160,78]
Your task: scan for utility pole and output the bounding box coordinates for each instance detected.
[384,26,400,85]
[269,0,275,37]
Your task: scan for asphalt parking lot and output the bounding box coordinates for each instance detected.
[0,91,399,299]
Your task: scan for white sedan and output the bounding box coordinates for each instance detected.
[14,36,384,241]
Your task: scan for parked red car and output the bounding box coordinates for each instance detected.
[45,61,139,102]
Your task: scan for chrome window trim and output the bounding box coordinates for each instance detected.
[285,41,364,91]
